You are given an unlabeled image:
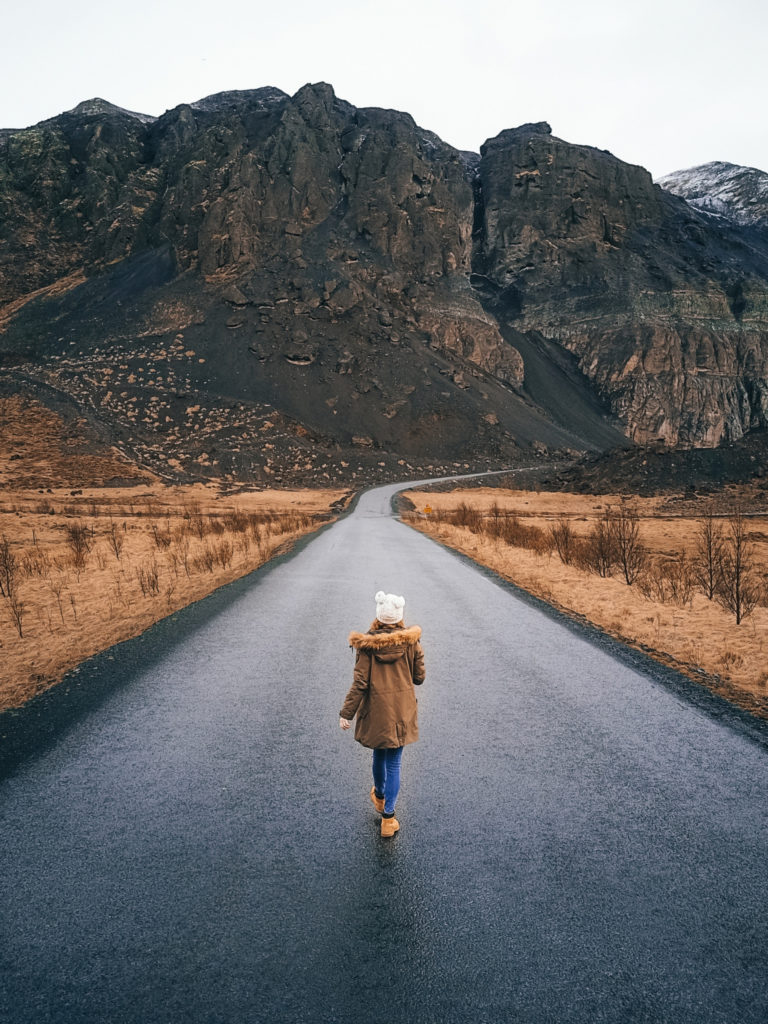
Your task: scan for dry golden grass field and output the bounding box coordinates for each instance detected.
[0,483,348,710]
[404,487,768,719]
[0,394,349,709]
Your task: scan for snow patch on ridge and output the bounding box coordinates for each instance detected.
[657,161,768,229]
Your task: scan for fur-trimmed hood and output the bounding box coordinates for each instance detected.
[348,625,422,651]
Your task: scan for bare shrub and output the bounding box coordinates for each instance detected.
[136,559,160,597]
[191,513,207,541]
[582,514,617,578]
[452,502,483,531]
[661,554,694,607]
[215,540,234,569]
[7,592,25,637]
[151,522,172,549]
[639,554,694,606]
[608,507,648,585]
[66,523,92,570]
[192,546,216,574]
[549,518,576,565]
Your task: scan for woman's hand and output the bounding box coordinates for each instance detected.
[339,717,351,731]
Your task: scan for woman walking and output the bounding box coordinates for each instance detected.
[339,591,426,837]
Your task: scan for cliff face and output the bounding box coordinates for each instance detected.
[1,85,768,484]
[475,124,768,445]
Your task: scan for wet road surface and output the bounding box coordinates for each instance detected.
[2,480,768,1023]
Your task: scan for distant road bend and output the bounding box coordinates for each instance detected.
[1,478,767,1024]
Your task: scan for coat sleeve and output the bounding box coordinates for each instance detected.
[339,650,371,719]
[412,642,425,686]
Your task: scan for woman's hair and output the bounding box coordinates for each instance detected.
[372,618,405,630]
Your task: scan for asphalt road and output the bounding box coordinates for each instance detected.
[2,480,768,1024]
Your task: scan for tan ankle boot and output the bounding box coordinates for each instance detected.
[381,815,400,838]
[370,787,385,813]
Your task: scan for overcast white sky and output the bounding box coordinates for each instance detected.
[3,0,766,179]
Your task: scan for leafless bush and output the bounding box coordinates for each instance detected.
[192,545,216,574]
[215,540,234,569]
[638,555,694,606]
[66,523,92,570]
[191,513,208,541]
[151,521,173,549]
[581,514,617,578]
[662,554,694,606]
[136,559,160,597]
[451,502,483,531]
[549,518,576,565]
[608,507,648,585]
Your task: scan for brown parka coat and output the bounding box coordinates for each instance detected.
[340,621,425,749]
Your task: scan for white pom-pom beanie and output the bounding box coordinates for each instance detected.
[375,590,405,624]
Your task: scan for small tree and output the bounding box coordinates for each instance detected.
[717,507,760,624]
[692,506,724,600]
[608,507,647,585]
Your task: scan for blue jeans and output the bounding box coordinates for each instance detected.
[372,746,404,815]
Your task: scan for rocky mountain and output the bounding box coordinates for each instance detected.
[1,84,768,485]
[657,161,768,231]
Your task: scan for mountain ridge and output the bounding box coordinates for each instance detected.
[1,82,767,486]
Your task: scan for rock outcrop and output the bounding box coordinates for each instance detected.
[474,124,768,445]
